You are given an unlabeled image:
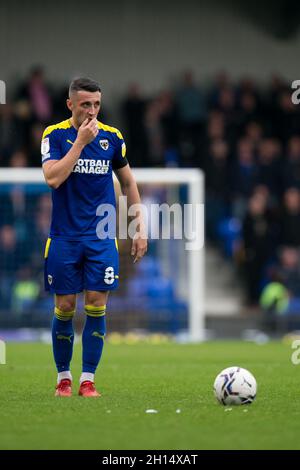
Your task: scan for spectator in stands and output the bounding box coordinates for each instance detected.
[12,266,40,315]
[208,70,231,109]
[0,225,22,308]
[275,247,300,298]
[244,121,264,151]
[280,188,300,246]
[144,97,164,166]
[274,88,300,143]
[17,66,53,124]
[257,138,283,197]
[206,111,226,140]
[215,86,238,141]
[203,111,231,170]
[158,90,179,166]
[238,92,260,131]
[23,193,50,277]
[10,150,28,168]
[205,139,231,240]
[267,74,287,111]
[122,83,148,167]
[231,138,258,220]
[242,194,276,305]
[176,70,206,166]
[0,103,28,165]
[28,122,45,167]
[283,136,300,190]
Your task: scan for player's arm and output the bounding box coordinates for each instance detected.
[115,165,148,263]
[42,118,98,189]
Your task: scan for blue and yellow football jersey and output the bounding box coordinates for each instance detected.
[41,119,128,240]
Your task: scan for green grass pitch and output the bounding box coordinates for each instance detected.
[0,340,300,450]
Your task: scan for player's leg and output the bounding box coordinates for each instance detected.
[52,294,76,396]
[79,290,109,397]
[44,238,84,396]
[79,238,119,397]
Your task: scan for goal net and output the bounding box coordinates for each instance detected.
[0,168,204,341]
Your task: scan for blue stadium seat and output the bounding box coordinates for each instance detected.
[135,256,161,277]
[218,217,242,258]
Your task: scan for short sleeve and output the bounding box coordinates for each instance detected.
[112,130,128,171]
[41,128,62,164]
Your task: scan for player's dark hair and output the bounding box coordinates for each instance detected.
[69,77,101,96]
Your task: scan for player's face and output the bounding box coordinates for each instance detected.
[67,90,101,127]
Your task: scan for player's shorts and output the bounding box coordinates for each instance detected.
[44,237,119,294]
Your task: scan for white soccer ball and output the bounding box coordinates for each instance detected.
[213,366,257,405]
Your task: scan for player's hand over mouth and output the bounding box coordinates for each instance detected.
[76,118,99,146]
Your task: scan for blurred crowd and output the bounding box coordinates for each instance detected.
[1,66,300,313]
[0,187,51,314]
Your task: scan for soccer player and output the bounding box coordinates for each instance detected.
[41,77,147,397]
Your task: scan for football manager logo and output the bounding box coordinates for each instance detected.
[73,158,110,175]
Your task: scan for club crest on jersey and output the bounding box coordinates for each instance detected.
[100,139,109,150]
[48,275,53,285]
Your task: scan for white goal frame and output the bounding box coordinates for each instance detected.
[0,168,205,341]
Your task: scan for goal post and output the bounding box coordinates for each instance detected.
[132,169,205,341]
[0,168,205,341]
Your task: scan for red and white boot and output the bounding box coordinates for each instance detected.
[55,378,72,397]
[78,381,101,397]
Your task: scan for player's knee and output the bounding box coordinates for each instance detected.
[84,304,106,317]
[56,299,76,312]
[54,304,75,321]
[85,291,108,307]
